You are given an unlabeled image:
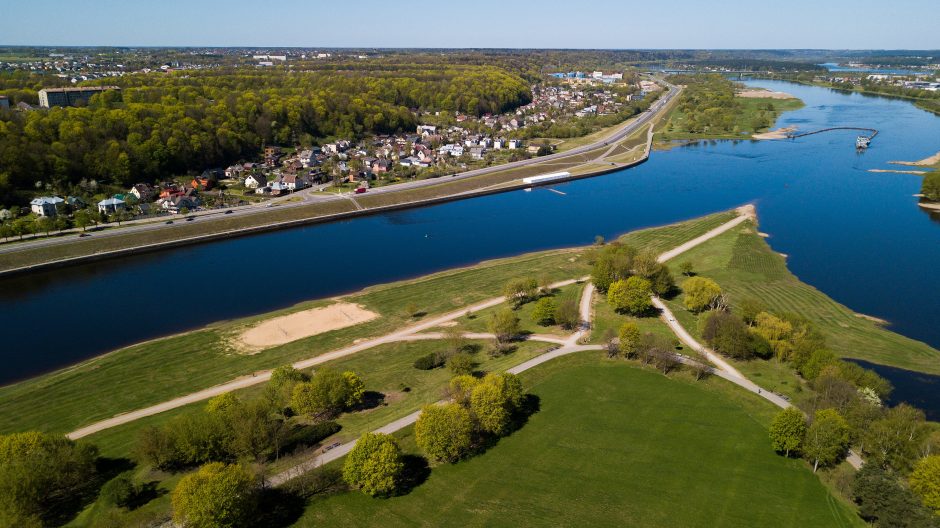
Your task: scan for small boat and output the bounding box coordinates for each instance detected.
[856,136,871,149]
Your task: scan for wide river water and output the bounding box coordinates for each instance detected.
[2,80,939,398]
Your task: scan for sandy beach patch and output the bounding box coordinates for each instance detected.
[855,313,888,325]
[737,89,796,100]
[237,303,378,350]
[753,126,797,140]
[868,169,928,175]
[919,202,940,212]
[889,150,940,167]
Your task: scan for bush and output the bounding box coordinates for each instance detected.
[554,298,580,329]
[413,353,445,370]
[617,322,641,357]
[448,352,476,375]
[415,404,475,462]
[342,433,404,497]
[701,311,754,359]
[531,297,557,326]
[99,475,137,509]
[172,463,257,528]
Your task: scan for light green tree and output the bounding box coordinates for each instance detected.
[489,307,520,343]
[448,375,480,406]
[503,277,539,307]
[171,462,257,528]
[607,276,653,315]
[682,276,722,312]
[415,403,474,463]
[910,455,940,515]
[769,407,806,457]
[803,409,850,472]
[531,297,557,326]
[469,373,525,435]
[342,371,366,408]
[342,433,404,497]
[617,322,642,357]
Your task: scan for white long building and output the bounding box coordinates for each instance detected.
[522,172,571,185]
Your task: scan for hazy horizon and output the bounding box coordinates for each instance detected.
[1,0,937,50]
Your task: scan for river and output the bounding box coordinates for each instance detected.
[1,80,938,393]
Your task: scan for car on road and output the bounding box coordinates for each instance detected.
[224,210,233,214]
[185,216,195,222]
[78,233,91,237]
[355,187,367,194]
[165,220,173,224]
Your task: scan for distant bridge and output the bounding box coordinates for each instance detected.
[787,127,878,140]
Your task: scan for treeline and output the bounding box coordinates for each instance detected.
[0,64,531,204]
[668,74,775,134]
[923,172,940,201]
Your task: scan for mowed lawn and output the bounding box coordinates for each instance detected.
[294,357,862,528]
[662,222,940,374]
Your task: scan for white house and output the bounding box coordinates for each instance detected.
[129,184,154,202]
[97,197,126,214]
[244,174,267,189]
[283,174,306,191]
[30,196,64,217]
[416,125,437,135]
[508,139,524,149]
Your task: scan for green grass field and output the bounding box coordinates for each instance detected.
[662,222,940,374]
[294,355,862,527]
[0,212,737,437]
[656,96,804,141]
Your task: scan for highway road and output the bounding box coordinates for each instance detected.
[0,79,679,258]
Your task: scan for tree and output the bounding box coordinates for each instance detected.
[679,261,694,276]
[769,407,806,457]
[682,276,722,312]
[617,322,641,358]
[863,404,929,472]
[503,277,539,307]
[267,365,309,410]
[171,462,257,528]
[448,352,475,375]
[531,297,557,326]
[0,431,99,526]
[489,307,520,343]
[34,216,54,236]
[206,392,242,416]
[554,298,580,330]
[853,465,939,528]
[99,474,138,509]
[923,172,940,202]
[701,311,754,359]
[591,243,636,292]
[803,409,850,472]
[73,209,93,231]
[736,297,766,325]
[470,373,524,435]
[448,375,480,406]
[607,276,653,315]
[290,369,362,421]
[342,433,404,497]
[910,455,940,515]
[415,403,475,462]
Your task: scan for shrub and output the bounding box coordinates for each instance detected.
[607,276,653,315]
[413,353,445,370]
[172,463,257,528]
[531,297,557,326]
[342,433,404,497]
[448,352,476,375]
[415,404,475,462]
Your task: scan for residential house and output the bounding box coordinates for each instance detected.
[283,174,306,191]
[372,159,392,173]
[97,197,126,214]
[66,196,87,210]
[508,139,524,149]
[162,195,198,214]
[224,164,245,179]
[190,176,213,191]
[244,174,268,189]
[493,139,505,150]
[30,196,65,217]
[469,147,485,160]
[417,125,437,136]
[129,183,155,202]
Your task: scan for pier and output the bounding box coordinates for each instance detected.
[787,126,878,140]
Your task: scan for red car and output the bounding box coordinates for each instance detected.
[355,187,367,194]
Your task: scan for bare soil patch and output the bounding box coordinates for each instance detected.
[237,303,378,351]
[753,126,797,140]
[890,150,940,167]
[736,89,796,100]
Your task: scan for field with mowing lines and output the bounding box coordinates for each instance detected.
[662,222,940,374]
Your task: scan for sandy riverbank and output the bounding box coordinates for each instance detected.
[890,150,940,167]
[868,169,928,175]
[737,89,796,100]
[237,302,378,351]
[753,126,797,140]
[919,202,940,212]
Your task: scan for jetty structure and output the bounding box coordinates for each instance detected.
[785,126,878,149]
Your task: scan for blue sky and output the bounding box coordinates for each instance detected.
[2,0,937,49]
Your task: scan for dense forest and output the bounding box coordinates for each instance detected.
[666,74,776,134]
[0,63,531,204]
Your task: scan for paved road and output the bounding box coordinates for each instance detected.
[2,80,679,258]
